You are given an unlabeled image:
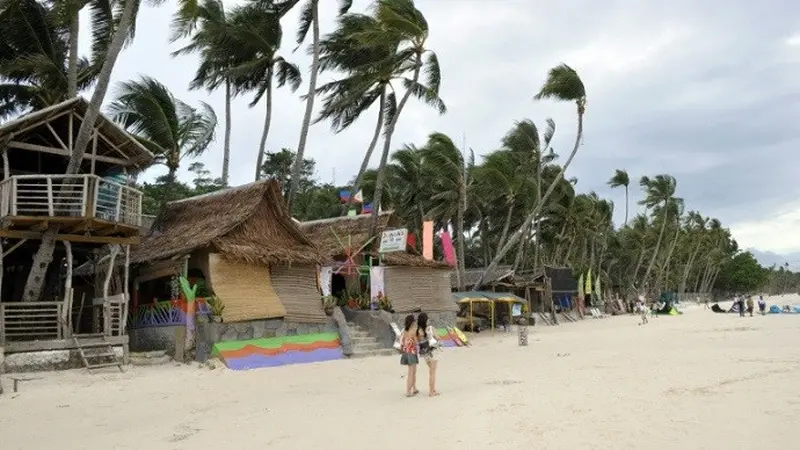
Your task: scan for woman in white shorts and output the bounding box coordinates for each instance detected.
[416,312,440,396]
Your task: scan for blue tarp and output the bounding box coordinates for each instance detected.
[769,305,782,314]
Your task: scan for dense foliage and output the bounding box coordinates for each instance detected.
[1,0,792,299]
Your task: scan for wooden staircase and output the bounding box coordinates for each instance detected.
[73,334,124,372]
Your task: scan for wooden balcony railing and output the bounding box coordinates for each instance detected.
[0,301,66,343]
[0,174,143,228]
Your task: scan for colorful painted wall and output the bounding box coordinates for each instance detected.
[434,328,468,348]
[213,333,343,370]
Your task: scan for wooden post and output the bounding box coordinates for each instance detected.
[114,183,122,222]
[123,244,130,300]
[102,245,119,336]
[10,178,16,215]
[62,241,72,337]
[90,133,97,175]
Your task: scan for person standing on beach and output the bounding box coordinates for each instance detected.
[737,295,746,317]
[637,296,648,325]
[758,295,767,315]
[746,296,755,317]
[400,315,419,397]
[416,312,440,397]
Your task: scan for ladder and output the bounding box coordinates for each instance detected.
[538,312,554,326]
[73,334,124,373]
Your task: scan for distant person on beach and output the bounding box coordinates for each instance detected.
[746,296,754,317]
[758,296,767,315]
[416,312,440,397]
[737,296,746,317]
[400,314,419,397]
[637,297,648,325]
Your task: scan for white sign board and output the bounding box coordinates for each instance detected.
[379,228,408,253]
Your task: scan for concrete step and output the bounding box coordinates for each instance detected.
[129,354,172,366]
[350,335,378,343]
[350,348,396,359]
[353,342,382,351]
[129,350,171,366]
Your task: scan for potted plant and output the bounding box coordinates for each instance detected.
[377,293,392,312]
[357,293,371,310]
[321,296,337,315]
[207,295,225,322]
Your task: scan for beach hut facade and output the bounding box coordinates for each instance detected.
[129,179,335,358]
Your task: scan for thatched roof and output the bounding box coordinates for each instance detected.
[131,180,325,266]
[298,212,450,269]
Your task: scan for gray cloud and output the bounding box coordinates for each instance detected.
[77,0,800,250]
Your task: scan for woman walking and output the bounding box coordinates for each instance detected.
[416,313,440,397]
[400,315,419,397]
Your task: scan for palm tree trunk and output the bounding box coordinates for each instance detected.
[495,203,514,257]
[642,203,669,288]
[349,89,386,202]
[679,238,703,293]
[657,223,681,290]
[512,223,529,272]
[370,59,422,241]
[222,79,232,185]
[21,0,137,302]
[624,185,629,226]
[255,74,274,181]
[287,0,319,211]
[456,158,467,290]
[67,12,79,98]
[471,107,584,290]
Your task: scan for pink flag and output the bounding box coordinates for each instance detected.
[422,221,434,260]
[441,231,456,266]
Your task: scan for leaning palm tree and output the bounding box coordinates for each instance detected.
[314,12,400,200]
[275,0,354,210]
[21,0,142,302]
[638,174,678,290]
[607,169,630,226]
[108,76,218,182]
[359,0,446,239]
[472,64,586,290]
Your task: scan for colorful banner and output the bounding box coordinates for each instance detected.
[441,231,456,266]
[370,266,385,309]
[339,190,351,203]
[422,221,434,260]
[362,203,373,214]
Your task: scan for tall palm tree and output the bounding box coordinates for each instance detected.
[607,169,630,226]
[223,3,301,181]
[362,0,446,240]
[171,0,236,185]
[638,174,677,290]
[314,12,400,200]
[473,64,586,290]
[277,0,354,210]
[22,0,141,302]
[108,76,218,182]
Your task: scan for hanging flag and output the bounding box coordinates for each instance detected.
[361,203,373,214]
[353,190,363,203]
[422,221,434,260]
[347,208,357,217]
[407,232,417,249]
[441,231,456,266]
[339,190,351,203]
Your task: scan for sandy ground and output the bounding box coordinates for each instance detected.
[1,296,799,450]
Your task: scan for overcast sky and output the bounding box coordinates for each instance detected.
[78,0,800,255]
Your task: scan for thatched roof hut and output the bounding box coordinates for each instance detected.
[132,179,324,265]
[298,212,448,269]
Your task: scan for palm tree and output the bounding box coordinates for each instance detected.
[108,76,218,182]
[638,174,677,290]
[607,169,630,226]
[223,3,301,181]
[472,64,586,290]
[277,0,354,210]
[0,0,98,118]
[21,0,141,302]
[314,12,400,200]
[361,0,446,240]
[171,0,236,185]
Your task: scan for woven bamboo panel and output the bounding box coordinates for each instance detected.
[384,267,458,313]
[209,253,286,322]
[270,265,327,324]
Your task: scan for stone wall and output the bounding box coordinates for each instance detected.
[130,326,181,355]
[195,317,339,363]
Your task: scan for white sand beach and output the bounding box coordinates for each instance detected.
[1,297,799,450]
